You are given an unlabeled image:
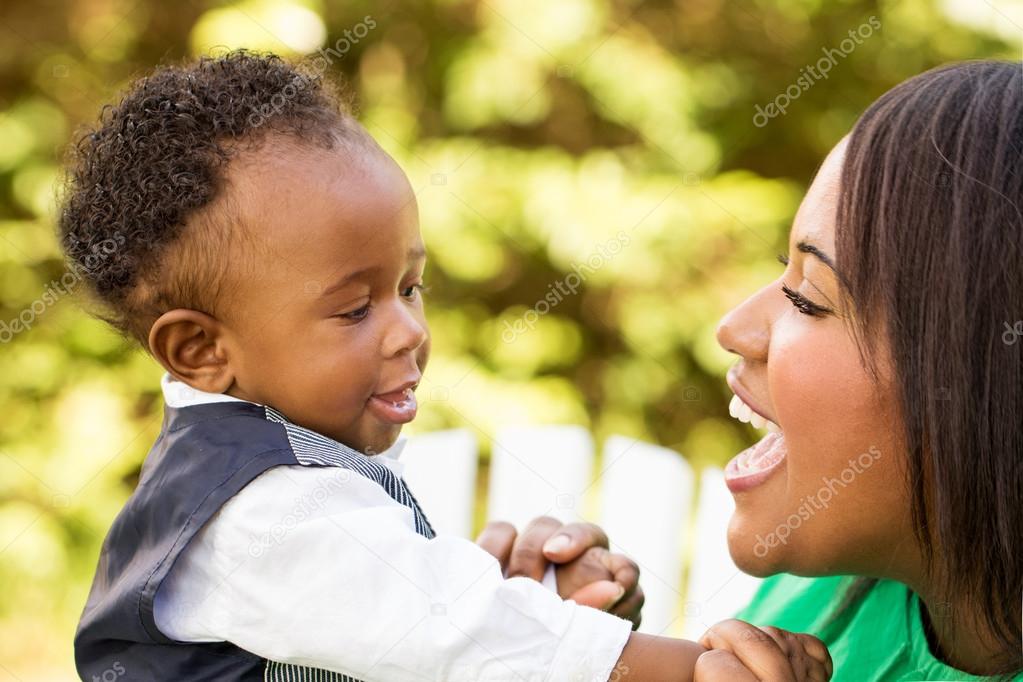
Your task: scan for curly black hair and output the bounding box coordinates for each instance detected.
[58,50,371,347]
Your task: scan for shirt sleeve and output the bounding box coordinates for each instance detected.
[154,464,632,682]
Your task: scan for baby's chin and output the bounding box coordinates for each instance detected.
[353,423,405,457]
[302,417,402,456]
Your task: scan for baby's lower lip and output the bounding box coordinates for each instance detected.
[724,432,788,494]
[367,389,418,425]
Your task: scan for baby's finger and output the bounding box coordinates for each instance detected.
[700,620,796,682]
[760,628,831,682]
[608,586,644,630]
[756,626,793,656]
[694,649,759,682]
[794,633,833,678]
[602,551,640,595]
[568,579,625,610]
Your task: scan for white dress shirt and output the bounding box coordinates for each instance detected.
[153,374,631,681]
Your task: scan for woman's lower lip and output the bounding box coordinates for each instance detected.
[367,392,418,425]
[724,432,788,494]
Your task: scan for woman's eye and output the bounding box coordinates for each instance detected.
[781,284,831,317]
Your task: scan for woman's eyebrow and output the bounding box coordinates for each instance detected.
[796,240,836,270]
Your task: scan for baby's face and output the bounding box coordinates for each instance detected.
[217,137,429,454]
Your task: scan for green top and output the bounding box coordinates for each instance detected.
[735,574,1021,681]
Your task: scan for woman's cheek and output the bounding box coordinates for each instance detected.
[770,320,876,479]
[765,320,906,573]
[724,317,879,574]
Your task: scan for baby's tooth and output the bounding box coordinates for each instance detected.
[749,412,766,430]
[766,420,780,433]
[729,395,742,419]
[738,402,753,423]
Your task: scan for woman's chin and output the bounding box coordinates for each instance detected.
[726,513,790,577]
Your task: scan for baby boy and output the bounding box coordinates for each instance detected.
[66,51,831,682]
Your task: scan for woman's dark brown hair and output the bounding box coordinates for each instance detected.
[836,61,1022,674]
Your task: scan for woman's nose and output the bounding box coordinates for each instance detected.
[715,287,773,362]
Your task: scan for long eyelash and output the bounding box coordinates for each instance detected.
[777,253,790,266]
[781,284,831,317]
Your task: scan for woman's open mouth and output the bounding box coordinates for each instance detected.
[724,392,787,493]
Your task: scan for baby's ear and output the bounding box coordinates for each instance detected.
[148,309,234,394]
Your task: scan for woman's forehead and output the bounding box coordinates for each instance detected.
[791,139,847,251]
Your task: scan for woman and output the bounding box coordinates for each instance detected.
[715,61,1022,679]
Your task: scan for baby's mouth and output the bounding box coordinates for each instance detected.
[366,385,419,426]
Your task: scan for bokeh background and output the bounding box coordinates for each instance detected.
[0,0,1020,678]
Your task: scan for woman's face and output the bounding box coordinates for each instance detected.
[715,138,915,578]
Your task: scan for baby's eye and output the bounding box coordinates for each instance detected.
[340,303,370,321]
[401,283,427,299]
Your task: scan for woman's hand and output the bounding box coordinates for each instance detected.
[475,515,644,629]
[695,619,833,682]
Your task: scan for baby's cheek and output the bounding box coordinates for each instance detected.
[416,335,431,372]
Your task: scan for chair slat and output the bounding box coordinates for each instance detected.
[680,468,762,639]
[486,426,594,529]
[400,429,478,538]
[599,436,694,636]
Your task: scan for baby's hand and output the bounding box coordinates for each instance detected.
[554,545,644,630]
[476,516,645,629]
[695,619,832,682]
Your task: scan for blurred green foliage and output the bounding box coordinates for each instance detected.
[0,0,1019,677]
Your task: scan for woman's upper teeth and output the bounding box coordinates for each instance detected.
[728,394,780,432]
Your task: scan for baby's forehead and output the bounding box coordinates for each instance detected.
[210,138,422,290]
[223,133,357,189]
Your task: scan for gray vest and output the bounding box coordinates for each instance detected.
[74,400,434,681]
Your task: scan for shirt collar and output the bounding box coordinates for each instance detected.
[160,372,407,463]
[379,437,407,462]
[161,372,253,408]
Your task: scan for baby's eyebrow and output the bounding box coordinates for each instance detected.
[320,266,378,297]
[320,246,427,297]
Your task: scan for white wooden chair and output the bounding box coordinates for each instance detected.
[401,426,762,639]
